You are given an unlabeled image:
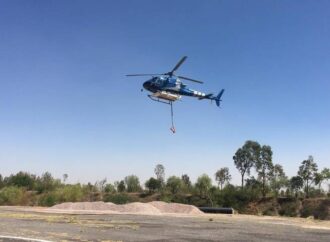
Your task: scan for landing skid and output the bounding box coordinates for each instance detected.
[148,95,176,134]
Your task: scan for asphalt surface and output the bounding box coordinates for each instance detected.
[0,207,329,241]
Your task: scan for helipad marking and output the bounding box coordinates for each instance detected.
[0,235,53,242]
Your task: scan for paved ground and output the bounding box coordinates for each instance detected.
[0,207,329,241]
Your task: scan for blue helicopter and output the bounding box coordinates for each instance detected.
[126,56,224,107]
[126,56,224,133]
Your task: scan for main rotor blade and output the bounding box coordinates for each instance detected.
[126,74,162,77]
[178,75,203,84]
[170,56,187,75]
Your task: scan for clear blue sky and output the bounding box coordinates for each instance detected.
[0,0,329,185]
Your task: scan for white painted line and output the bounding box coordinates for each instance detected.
[0,235,53,242]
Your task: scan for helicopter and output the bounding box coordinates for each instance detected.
[126,56,225,133]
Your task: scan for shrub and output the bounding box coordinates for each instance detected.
[38,192,59,207]
[0,186,24,205]
[103,193,136,204]
[300,199,320,218]
[313,199,330,220]
[263,207,277,216]
[279,200,300,217]
[214,185,256,212]
[57,185,84,202]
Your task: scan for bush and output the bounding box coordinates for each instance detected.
[0,186,24,205]
[38,192,59,207]
[214,185,257,212]
[57,185,84,203]
[263,207,277,216]
[103,193,136,204]
[313,199,330,220]
[301,200,317,218]
[279,200,301,217]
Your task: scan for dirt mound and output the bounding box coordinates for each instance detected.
[150,201,203,215]
[51,201,203,215]
[108,202,162,215]
[52,201,115,210]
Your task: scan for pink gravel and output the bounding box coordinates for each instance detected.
[51,201,203,215]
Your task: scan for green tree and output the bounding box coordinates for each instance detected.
[322,168,330,192]
[104,183,116,193]
[195,174,212,197]
[314,172,324,190]
[83,182,95,201]
[7,171,36,190]
[215,167,231,190]
[145,177,161,193]
[289,176,304,198]
[298,156,318,197]
[116,180,126,192]
[270,164,288,197]
[256,145,274,198]
[233,141,261,188]
[154,164,165,186]
[181,174,191,188]
[166,176,183,194]
[124,175,141,192]
[314,168,330,190]
[96,178,107,200]
[62,174,68,183]
[0,174,4,189]
[36,172,60,193]
[181,174,192,193]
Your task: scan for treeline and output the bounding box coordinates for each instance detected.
[0,140,329,218]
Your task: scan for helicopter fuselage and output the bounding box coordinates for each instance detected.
[143,76,206,101]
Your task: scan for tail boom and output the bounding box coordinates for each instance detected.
[197,89,225,107]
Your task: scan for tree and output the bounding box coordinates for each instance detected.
[7,171,36,190]
[314,173,324,190]
[154,164,165,185]
[63,174,68,184]
[166,176,183,194]
[195,174,213,206]
[145,177,161,193]
[96,178,107,199]
[255,145,274,198]
[233,141,261,188]
[116,180,126,192]
[104,183,116,193]
[215,167,231,190]
[0,174,3,189]
[289,176,303,198]
[323,168,330,193]
[124,175,141,192]
[270,164,287,197]
[314,168,330,190]
[298,156,318,197]
[181,174,192,192]
[36,172,59,193]
[195,174,212,197]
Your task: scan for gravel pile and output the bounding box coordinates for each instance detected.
[51,201,203,215]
